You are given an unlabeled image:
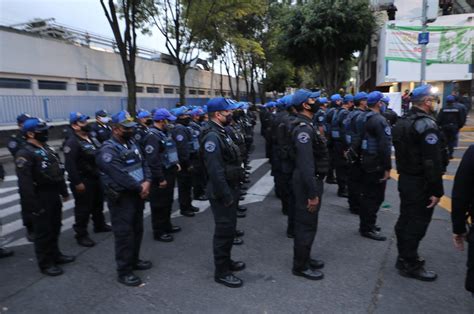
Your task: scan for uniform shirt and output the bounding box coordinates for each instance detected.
[90,122,112,143]
[96,136,152,193]
[15,142,69,212]
[142,126,167,183]
[437,104,465,130]
[292,113,321,199]
[451,145,474,235]
[7,131,26,157]
[171,123,192,167]
[362,111,393,171]
[64,133,100,186]
[133,124,150,148]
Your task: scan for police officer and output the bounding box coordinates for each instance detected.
[451,144,474,295]
[325,94,342,185]
[7,113,34,241]
[172,107,199,217]
[313,97,328,137]
[344,92,368,215]
[189,108,207,201]
[291,89,329,280]
[96,110,153,287]
[201,97,245,288]
[90,109,112,143]
[331,94,354,197]
[381,96,398,127]
[15,118,75,276]
[134,109,152,148]
[143,108,181,242]
[392,85,448,281]
[437,95,467,159]
[64,112,111,248]
[357,91,392,241]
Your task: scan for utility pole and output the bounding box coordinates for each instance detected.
[420,0,428,85]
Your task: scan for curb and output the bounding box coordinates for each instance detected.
[461,126,474,132]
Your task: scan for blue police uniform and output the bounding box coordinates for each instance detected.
[90,110,112,143]
[437,95,467,158]
[96,111,152,285]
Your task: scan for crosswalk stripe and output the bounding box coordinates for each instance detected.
[2,158,270,247]
[0,186,18,194]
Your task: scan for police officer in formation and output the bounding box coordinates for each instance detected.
[201,97,246,288]
[15,118,75,276]
[357,91,392,241]
[290,89,329,280]
[324,94,342,185]
[171,107,199,217]
[90,109,112,143]
[143,108,181,242]
[133,109,152,148]
[392,85,448,281]
[96,110,153,286]
[7,113,34,241]
[63,112,111,248]
[437,95,467,159]
[189,108,208,201]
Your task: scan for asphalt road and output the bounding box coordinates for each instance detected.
[0,127,473,313]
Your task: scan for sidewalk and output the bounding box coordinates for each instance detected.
[461,112,474,132]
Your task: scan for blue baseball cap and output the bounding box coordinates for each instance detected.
[411,84,432,101]
[69,112,90,124]
[95,109,108,117]
[16,113,31,124]
[446,95,456,102]
[190,107,204,116]
[354,92,368,102]
[381,96,390,104]
[310,91,321,99]
[291,89,312,106]
[367,91,384,105]
[111,110,137,127]
[343,94,354,103]
[202,105,208,114]
[207,97,235,113]
[264,101,277,108]
[153,108,176,121]
[330,94,342,102]
[174,106,189,117]
[136,109,151,119]
[226,99,240,110]
[317,97,328,104]
[22,118,50,133]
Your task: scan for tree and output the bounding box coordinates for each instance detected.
[100,0,140,114]
[278,0,375,93]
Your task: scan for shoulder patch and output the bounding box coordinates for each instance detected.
[145,145,154,154]
[297,131,310,144]
[425,133,438,145]
[102,152,113,163]
[176,134,184,142]
[15,156,27,168]
[204,141,216,152]
[384,126,391,136]
[8,141,17,149]
[63,145,71,154]
[318,116,324,122]
[134,134,141,140]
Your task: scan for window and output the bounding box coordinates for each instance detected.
[0,78,31,89]
[136,86,144,93]
[38,80,67,90]
[189,89,197,95]
[147,87,160,93]
[208,91,211,95]
[164,87,174,94]
[77,82,99,91]
[175,88,180,94]
[215,90,220,96]
[198,90,205,95]
[104,84,122,92]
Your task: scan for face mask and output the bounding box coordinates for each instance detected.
[81,124,92,132]
[121,129,134,140]
[145,119,153,126]
[34,130,49,143]
[309,102,320,113]
[99,117,110,124]
[380,103,387,113]
[220,113,233,126]
[179,117,191,125]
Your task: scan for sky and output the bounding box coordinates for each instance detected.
[0,0,168,53]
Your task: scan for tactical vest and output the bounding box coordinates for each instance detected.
[24,144,65,185]
[187,124,201,153]
[292,120,330,175]
[149,128,179,169]
[77,137,101,178]
[344,109,364,145]
[105,139,145,189]
[200,124,242,183]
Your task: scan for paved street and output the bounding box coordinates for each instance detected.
[1,129,473,313]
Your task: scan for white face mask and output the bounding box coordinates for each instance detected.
[99,117,110,124]
[243,109,248,114]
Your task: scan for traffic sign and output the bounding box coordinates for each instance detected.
[418,32,429,45]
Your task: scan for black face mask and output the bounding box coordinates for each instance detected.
[179,117,191,126]
[145,119,153,126]
[34,130,49,143]
[81,124,92,132]
[309,102,320,113]
[221,113,233,126]
[121,129,134,140]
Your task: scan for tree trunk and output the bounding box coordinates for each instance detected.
[219,60,224,96]
[178,64,187,105]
